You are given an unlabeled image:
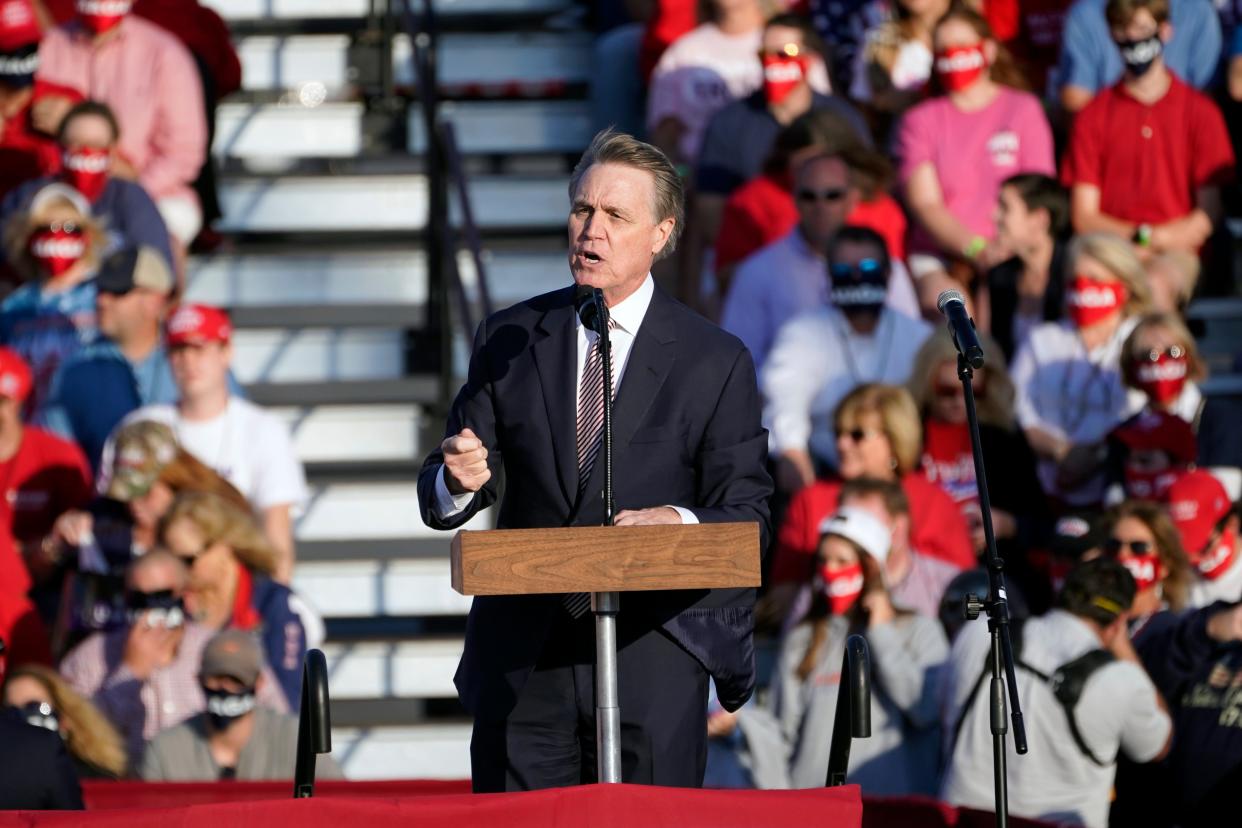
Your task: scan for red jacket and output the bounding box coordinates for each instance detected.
[771,473,976,584]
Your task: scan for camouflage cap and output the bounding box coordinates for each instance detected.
[106,420,178,502]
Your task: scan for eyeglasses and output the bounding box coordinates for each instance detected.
[34,220,81,235]
[797,187,849,204]
[1104,537,1153,556]
[829,258,886,280]
[840,427,883,443]
[1141,345,1185,362]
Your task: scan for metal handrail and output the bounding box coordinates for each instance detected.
[293,649,332,798]
[825,633,872,787]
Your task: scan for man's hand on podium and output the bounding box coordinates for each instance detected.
[443,428,491,495]
[615,507,682,525]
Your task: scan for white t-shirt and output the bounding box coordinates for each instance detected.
[940,610,1170,828]
[102,397,308,512]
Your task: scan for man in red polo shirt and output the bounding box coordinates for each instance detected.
[1062,0,1234,256]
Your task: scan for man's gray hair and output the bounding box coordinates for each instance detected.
[568,129,685,261]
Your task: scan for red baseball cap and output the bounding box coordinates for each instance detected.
[0,0,39,53]
[1111,411,1198,465]
[1167,470,1233,556]
[0,347,31,402]
[165,303,232,347]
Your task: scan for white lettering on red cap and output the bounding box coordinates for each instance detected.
[1170,500,1199,523]
[0,373,19,397]
[76,0,130,14]
[167,307,204,335]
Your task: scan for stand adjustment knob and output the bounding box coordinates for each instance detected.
[963,593,985,621]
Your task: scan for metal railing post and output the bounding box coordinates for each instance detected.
[293,649,332,798]
[825,634,872,787]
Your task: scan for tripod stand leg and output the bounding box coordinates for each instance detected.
[593,590,622,783]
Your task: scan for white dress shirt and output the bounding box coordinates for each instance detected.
[433,276,697,523]
[761,305,932,467]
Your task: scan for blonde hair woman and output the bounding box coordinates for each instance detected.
[3,664,127,778]
[1100,500,1193,631]
[158,492,310,708]
[908,329,1046,552]
[1011,231,1154,508]
[770,383,975,591]
[0,183,108,417]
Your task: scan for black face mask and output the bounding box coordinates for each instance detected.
[203,686,256,730]
[830,258,889,315]
[1117,35,1163,77]
[126,589,186,629]
[15,701,60,734]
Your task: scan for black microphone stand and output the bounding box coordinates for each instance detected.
[956,352,1028,828]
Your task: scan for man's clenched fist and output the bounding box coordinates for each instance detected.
[443,428,491,495]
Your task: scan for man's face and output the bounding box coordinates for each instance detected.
[127,558,180,597]
[762,25,807,65]
[97,287,162,344]
[1111,9,1162,45]
[794,156,855,251]
[61,112,115,152]
[169,341,231,399]
[567,162,673,305]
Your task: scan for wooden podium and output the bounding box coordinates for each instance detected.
[451,522,763,783]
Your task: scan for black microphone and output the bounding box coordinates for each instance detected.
[937,289,985,369]
[574,284,607,333]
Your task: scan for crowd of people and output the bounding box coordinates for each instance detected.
[0,0,327,805]
[594,0,1242,825]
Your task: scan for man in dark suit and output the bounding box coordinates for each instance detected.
[418,129,772,791]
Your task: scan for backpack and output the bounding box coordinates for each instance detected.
[950,618,1117,767]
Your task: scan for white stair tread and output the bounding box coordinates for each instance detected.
[217,175,567,233]
[206,0,567,21]
[235,35,350,92]
[270,404,423,464]
[293,557,473,617]
[322,639,461,700]
[393,32,591,89]
[331,724,471,780]
[215,102,363,159]
[296,482,492,542]
[231,328,404,384]
[409,100,591,155]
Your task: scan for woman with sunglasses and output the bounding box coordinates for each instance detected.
[770,382,974,591]
[0,182,105,420]
[157,492,314,708]
[1100,500,1191,634]
[896,3,1054,316]
[2,663,127,779]
[772,506,947,793]
[907,328,1045,557]
[1012,232,1152,510]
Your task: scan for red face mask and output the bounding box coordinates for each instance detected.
[762,54,807,105]
[1135,351,1189,405]
[62,147,110,202]
[1119,554,1166,593]
[1196,529,1238,581]
[1066,275,1127,328]
[76,0,130,34]
[29,226,86,277]
[935,44,988,92]
[819,562,865,615]
[1123,467,1181,501]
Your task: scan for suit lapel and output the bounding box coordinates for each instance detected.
[575,288,678,506]
[531,288,579,508]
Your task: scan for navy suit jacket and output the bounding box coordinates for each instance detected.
[417,284,773,721]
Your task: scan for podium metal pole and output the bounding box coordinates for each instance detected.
[593,590,622,782]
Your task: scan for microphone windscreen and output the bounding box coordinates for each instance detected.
[937,289,966,313]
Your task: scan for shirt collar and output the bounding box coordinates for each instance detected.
[577,274,654,336]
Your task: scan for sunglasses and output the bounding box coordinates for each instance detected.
[829,258,885,280]
[758,42,805,60]
[34,220,82,235]
[1141,345,1185,362]
[1104,538,1153,556]
[797,187,849,204]
[840,427,882,443]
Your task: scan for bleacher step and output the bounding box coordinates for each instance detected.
[230,327,405,385]
[322,639,462,700]
[270,405,425,466]
[292,554,473,617]
[248,377,438,408]
[205,0,569,24]
[330,724,471,780]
